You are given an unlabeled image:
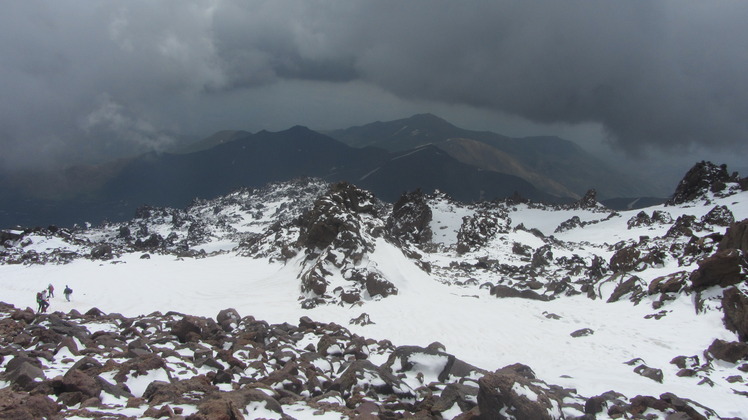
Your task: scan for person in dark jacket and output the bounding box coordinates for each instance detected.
[64,285,73,302]
[36,291,49,313]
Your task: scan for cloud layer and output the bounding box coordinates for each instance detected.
[1,1,747,170]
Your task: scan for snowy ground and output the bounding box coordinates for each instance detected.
[1,188,747,418]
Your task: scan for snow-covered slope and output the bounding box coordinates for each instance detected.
[1,166,747,419]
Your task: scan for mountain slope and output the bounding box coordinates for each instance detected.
[435,137,578,198]
[171,129,253,154]
[327,114,652,199]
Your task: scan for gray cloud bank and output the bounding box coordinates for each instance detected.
[1,1,747,171]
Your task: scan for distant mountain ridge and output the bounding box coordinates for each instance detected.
[326,113,651,199]
[1,113,680,228]
[1,125,548,228]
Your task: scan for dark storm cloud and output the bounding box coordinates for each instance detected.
[1,1,746,171]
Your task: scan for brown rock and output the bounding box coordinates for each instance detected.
[648,272,687,295]
[365,272,398,298]
[143,375,216,405]
[490,285,548,301]
[607,276,644,303]
[633,365,663,383]
[386,189,433,247]
[3,355,45,390]
[570,328,594,338]
[690,249,744,290]
[0,388,60,419]
[171,316,202,343]
[196,387,283,419]
[723,287,748,342]
[62,369,101,399]
[609,245,640,273]
[719,219,748,253]
[143,404,175,418]
[331,360,412,398]
[216,308,241,332]
[707,339,748,363]
[477,364,561,420]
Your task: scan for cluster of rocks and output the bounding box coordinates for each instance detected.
[385,189,434,247]
[666,161,747,206]
[456,208,510,255]
[554,212,619,233]
[1,302,738,419]
[626,210,674,230]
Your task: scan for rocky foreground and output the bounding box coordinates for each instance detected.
[1,301,743,419]
[1,161,748,419]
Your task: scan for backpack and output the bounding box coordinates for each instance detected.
[36,292,43,303]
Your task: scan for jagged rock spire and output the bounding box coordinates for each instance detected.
[666,161,743,205]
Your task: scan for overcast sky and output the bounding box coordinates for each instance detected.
[1,1,747,184]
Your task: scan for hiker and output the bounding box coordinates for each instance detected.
[36,291,49,313]
[64,285,73,302]
[48,283,54,298]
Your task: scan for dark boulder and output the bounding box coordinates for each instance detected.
[609,245,640,273]
[385,189,433,246]
[96,376,133,400]
[648,272,687,295]
[707,339,748,363]
[349,313,374,326]
[0,388,60,419]
[490,285,549,301]
[197,387,284,418]
[365,272,398,298]
[701,205,734,227]
[69,356,103,375]
[300,264,330,297]
[531,245,553,269]
[171,316,203,343]
[113,353,169,384]
[607,276,645,303]
[477,364,562,420]
[633,364,664,383]
[62,369,102,401]
[690,249,745,290]
[143,375,216,405]
[216,308,241,332]
[651,210,673,224]
[431,383,479,414]
[383,345,483,384]
[330,359,413,398]
[666,215,701,238]
[627,211,652,229]
[570,328,594,338]
[90,244,113,260]
[133,233,165,251]
[722,287,748,342]
[2,355,45,390]
[670,355,700,370]
[143,405,175,418]
[719,219,748,253]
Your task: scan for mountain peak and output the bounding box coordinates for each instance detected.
[401,113,456,130]
[407,112,446,122]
